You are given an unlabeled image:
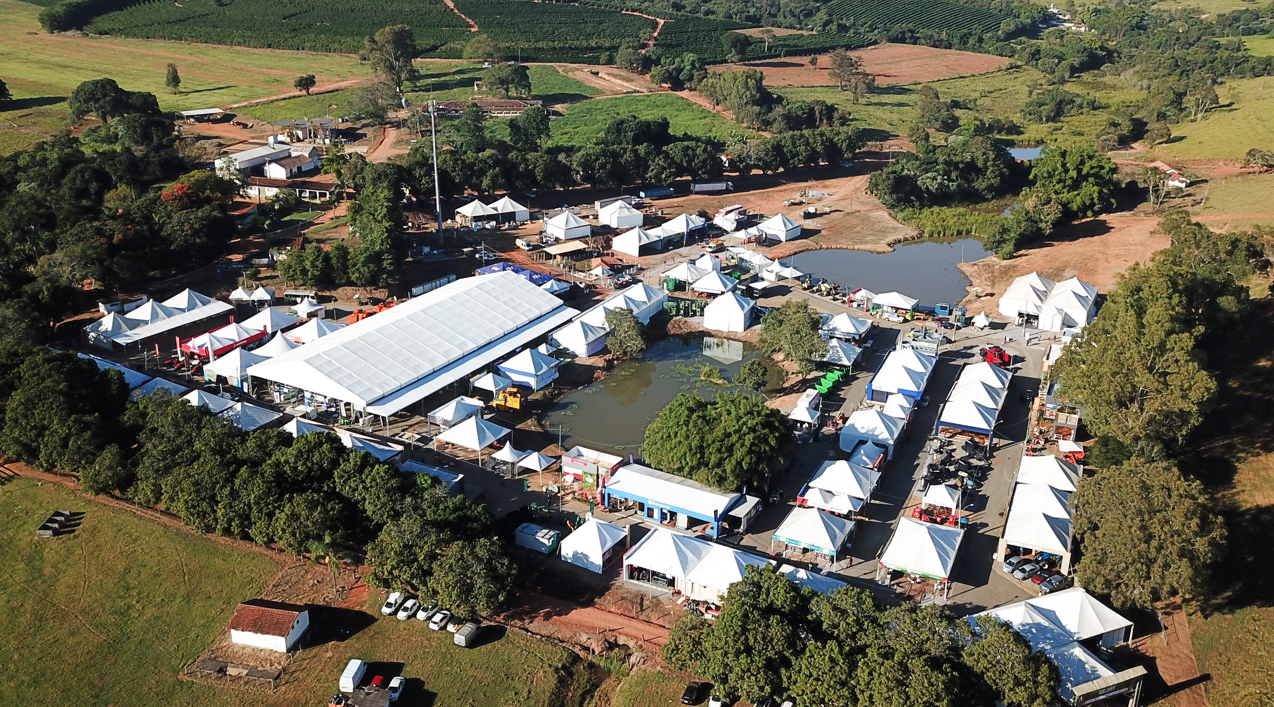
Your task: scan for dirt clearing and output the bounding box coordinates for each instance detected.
[551,64,659,94]
[957,214,1169,314]
[718,43,1012,87]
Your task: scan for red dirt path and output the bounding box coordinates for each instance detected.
[717,43,1012,87]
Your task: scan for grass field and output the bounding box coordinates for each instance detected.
[0,476,591,706]
[1242,35,1274,57]
[1192,173,1274,228]
[1152,76,1274,161]
[545,94,756,146]
[611,669,689,707]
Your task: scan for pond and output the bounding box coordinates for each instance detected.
[1009,146,1045,160]
[542,336,776,453]
[784,238,992,307]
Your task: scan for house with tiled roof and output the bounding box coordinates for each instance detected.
[227,599,310,652]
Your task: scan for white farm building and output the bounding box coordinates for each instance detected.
[227,599,310,653]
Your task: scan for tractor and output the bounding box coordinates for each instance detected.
[980,346,1011,367]
[492,387,525,412]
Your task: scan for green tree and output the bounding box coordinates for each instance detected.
[165,63,181,95]
[365,511,447,590]
[294,74,317,95]
[428,537,517,616]
[734,358,768,391]
[604,307,647,358]
[508,105,550,153]
[454,102,489,153]
[827,49,861,91]
[615,42,645,73]
[787,641,857,707]
[722,32,753,62]
[642,392,792,491]
[1029,145,1118,218]
[481,63,531,98]
[757,299,827,373]
[68,78,128,122]
[1072,457,1226,608]
[272,491,347,555]
[0,78,10,102]
[463,35,503,62]
[363,25,419,94]
[965,616,1060,707]
[1145,121,1171,147]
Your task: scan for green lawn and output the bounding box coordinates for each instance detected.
[1152,76,1274,161]
[1192,173,1274,228]
[239,89,359,123]
[1242,35,1274,57]
[612,668,692,707]
[546,94,756,146]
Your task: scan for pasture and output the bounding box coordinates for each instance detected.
[717,44,1012,88]
[543,93,756,146]
[1152,76,1274,161]
[1192,173,1274,229]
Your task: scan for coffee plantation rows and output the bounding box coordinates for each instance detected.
[822,0,1005,34]
[449,0,655,63]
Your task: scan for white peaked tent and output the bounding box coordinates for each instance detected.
[249,287,274,304]
[839,409,905,458]
[874,291,919,312]
[624,527,714,581]
[85,313,138,348]
[664,261,709,284]
[612,227,660,257]
[938,400,999,436]
[540,278,571,295]
[435,415,510,460]
[125,300,180,325]
[427,395,484,429]
[285,317,343,344]
[870,348,937,400]
[489,195,530,222]
[338,430,403,461]
[824,313,871,339]
[130,377,190,400]
[471,371,513,393]
[823,338,862,367]
[490,444,527,466]
[758,213,802,242]
[789,404,820,425]
[282,417,327,436]
[693,254,721,273]
[882,393,914,421]
[599,200,643,229]
[545,211,592,240]
[730,248,774,272]
[220,401,282,431]
[163,288,215,311]
[691,271,738,294]
[182,389,236,414]
[498,348,558,390]
[703,293,755,333]
[457,199,498,223]
[254,331,298,358]
[780,565,847,596]
[763,263,804,282]
[652,213,706,238]
[972,312,992,329]
[684,545,773,600]
[560,518,629,573]
[242,307,300,333]
[615,282,666,322]
[1017,454,1081,492]
[807,460,880,508]
[518,451,557,472]
[923,483,962,511]
[999,272,1056,318]
[229,287,254,303]
[773,507,855,557]
[183,331,237,359]
[880,517,964,580]
[290,298,324,319]
[551,319,610,357]
[1039,277,1098,332]
[204,347,268,388]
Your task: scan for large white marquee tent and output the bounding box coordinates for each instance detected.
[758,213,802,242]
[599,200,644,229]
[560,518,628,573]
[703,293,755,333]
[879,517,965,581]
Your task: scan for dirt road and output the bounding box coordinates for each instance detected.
[716,43,1013,88]
[509,591,671,655]
[441,0,480,31]
[226,78,364,108]
[365,126,408,162]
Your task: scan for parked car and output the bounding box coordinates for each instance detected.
[416,601,438,622]
[429,610,452,631]
[754,698,777,707]
[708,694,727,707]
[397,598,420,620]
[1001,556,1030,574]
[681,682,707,705]
[476,251,498,261]
[1040,574,1073,594]
[454,621,481,648]
[446,615,465,633]
[388,676,405,702]
[1031,569,1055,585]
[381,592,405,616]
[1013,563,1041,581]
[371,675,385,688]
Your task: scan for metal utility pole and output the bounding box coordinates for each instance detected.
[428,99,444,244]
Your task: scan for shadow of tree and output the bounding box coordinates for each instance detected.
[3,96,66,110]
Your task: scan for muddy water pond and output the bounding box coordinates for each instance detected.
[787,238,992,306]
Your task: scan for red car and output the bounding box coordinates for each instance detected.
[371,675,385,688]
[1030,570,1055,585]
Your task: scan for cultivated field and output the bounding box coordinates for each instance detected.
[718,43,1012,87]
[821,0,1005,33]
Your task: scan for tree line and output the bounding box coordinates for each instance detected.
[0,345,517,617]
[664,566,1060,706]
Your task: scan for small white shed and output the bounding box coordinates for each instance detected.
[228,599,310,653]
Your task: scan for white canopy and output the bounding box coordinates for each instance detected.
[684,545,773,598]
[972,312,992,329]
[874,291,919,311]
[789,404,820,424]
[624,527,714,581]
[489,195,530,221]
[822,338,862,367]
[923,483,962,510]
[518,451,557,472]
[282,417,327,436]
[1017,454,1081,492]
[130,377,190,400]
[457,200,499,220]
[183,331,237,358]
[124,300,180,325]
[550,319,610,357]
[498,348,558,390]
[999,272,1056,318]
[182,389,236,414]
[242,307,300,333]
[248,287,274,303]
[435,415,510,451]
[338,430,403,462]
[693,253,721,273]
[1040,277,1098,332]
[290,298,324,318]
[219,401,282,431]
[763,263,804,282]
[807,460,880,503]
[773,507,855,556]
[254,331,298,358]
[823,313,871,339]
[471,371,513,393]
[651,213,706,237]
[703,293,755,333]
[938,399,999,435]
[758,213,802,242]
[162,288,215,311]
[730,248,774,271]
[779,565,847,595]
[612,227,660,257]
[691,271,738,294]
[838,409,904,456]
[541,278,571,295]
[204,346,268,382]
[545,211,592,240]
[560,518,628,573]
[663,261,708,283]
[229,287,254,303]
[85,312,138,348]
[490,444,527,464]
[427,395,484,428]
[880,517,964,579]
[871,348,936,398]
[599,200,643,229]
[283,316,343,344]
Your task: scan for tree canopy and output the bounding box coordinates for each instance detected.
[1028,145,1118,218]
[757,299,827,373]
[604,308,647,358]
[642,392,792,491]
[363,25,419,93]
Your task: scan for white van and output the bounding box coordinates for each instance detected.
[339,658,367,693]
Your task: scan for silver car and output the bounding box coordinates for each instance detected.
[1012,563,1040,581]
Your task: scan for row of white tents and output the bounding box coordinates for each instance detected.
[997,453,1081,574]
[934,361,1013,439]
[612,214,708,256]
[840,348,937,460]
[85,289,233,349]
[550,282,668,356]
[999,272,1097,333]
[456,196,532,224]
